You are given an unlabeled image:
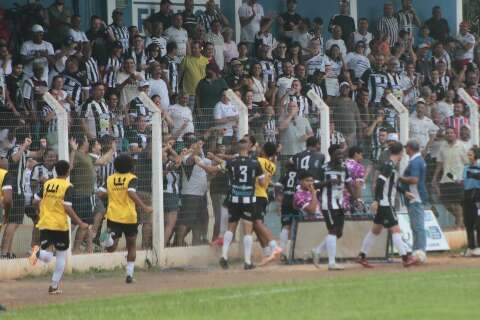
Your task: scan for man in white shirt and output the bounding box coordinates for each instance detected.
[455,21,476,64]
[238,0,264,53]
[325,25,347,57]
[306,38,326,76]
[351,18,373,56]
[167,93,194,142]
[148,63,170,109]
[214,89,239,144]
[409,100,439,151]
[165,14,189,59]
[276,61,297,99]
[69,15,89,43]
[20,25,54,82]
[346,41,371,80]
[204,20,225,70]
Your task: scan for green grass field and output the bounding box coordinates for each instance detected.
[5,267,480,320]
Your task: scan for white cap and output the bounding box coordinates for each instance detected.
[387,133,399,141]
[138,80,150,87]
[32,24,44,33]
[339,82,351,88]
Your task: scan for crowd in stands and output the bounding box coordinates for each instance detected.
[0,0,479,257]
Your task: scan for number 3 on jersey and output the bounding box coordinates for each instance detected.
[237,165,248,183]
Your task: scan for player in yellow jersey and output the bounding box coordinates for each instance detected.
[0,167,13,231]
[29,160,89,295]
[253,142,283,266]
[97,154,153,284]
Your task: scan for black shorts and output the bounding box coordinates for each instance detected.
[177,195,206,226]
[281,204,299,226]
[73,194,94,225]
[254,197,268,221]
[5,193,25,224]
[373,206,398,228]
[322,209,345,231]
[107,220,138,239]
[228,203,256,223]
[40,229,70,251]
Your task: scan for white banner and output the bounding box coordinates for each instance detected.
[397,210,450,252]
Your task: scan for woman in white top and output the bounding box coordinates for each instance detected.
[326,44,345,78]
[116,57,145,109]
[246,62,267,106]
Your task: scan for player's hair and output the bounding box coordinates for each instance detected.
[166,41,177,53]
[306,136,319,148]
[348,146,363,158]
[55,160,70,176]
[328,144,342,157]
[297,169,313,181]
[263,142,277,157]
[114,153,134,173]
[389,142,403,155]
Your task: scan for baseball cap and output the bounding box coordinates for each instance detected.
[138,80,150,87]
[416,98,426,104]
[32,24,44,33]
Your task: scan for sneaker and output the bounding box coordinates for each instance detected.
[219,257,229,270]
[464,248,474,257]
[472,248,480,257]
[311,249,321,269]
[48,286,62,295]
[211,238,224,247]
[356,256,374,268]
[125,275,134,284]
[403,255,418,267]
[29,246,40,266]
[328,263,345,271]
[244,263,255,270]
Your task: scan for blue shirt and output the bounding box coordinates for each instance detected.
[403,153,427,203]
[463,164,480,190]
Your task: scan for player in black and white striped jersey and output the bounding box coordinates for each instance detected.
[107,9,129,53]
[220,139,265,270]
[103,42,123,90]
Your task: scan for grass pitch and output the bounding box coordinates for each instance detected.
[4,267,480,320]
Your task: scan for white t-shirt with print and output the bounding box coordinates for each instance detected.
[214,101,239,137]
[20,40,54,81]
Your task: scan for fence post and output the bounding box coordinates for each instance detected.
[458,88,479,147]
[42,92,72,273]
[138,92,164,266]
[307,90,330,161]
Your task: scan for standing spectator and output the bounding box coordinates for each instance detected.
[425,6,450,43]
[223,28,239,66]
[280,79,309,117]
[126,35,147,73]
[161,42,180,98]
[278,101,313,157]
[346,41,371,80]
[331,82,361,146]
[148,64,170,109]
[396,0,421,36]
[291,18,313,56]
[444,101,469,138]
[409,100,439,151]
[277,0,302,41]
[0,43,12,75]
[306,38,326,76]
[377,3,399,47]
[328,0,356,44]
[361,54,389,106]
[204,20,225,70]
[107,92,126,148]
[21,25,54,82]
[225,59,245,90]
[162,139,181,245]
[400,140,428,254]
[182,0,198,37]
[86,16,110,67]
[62,56,84,113]
[128,81,155,123]
[168,93,194,145]
[80,83,112,140]
[351,18,373,56]
[145,22,167,58]
[103,41,124,91]
[81,43,100,87]
[344,146,366,214]
[462,148,480,256]
[276,61,297,100]
[199,0,229,34]
[69,15,88,44]
[325,25,347,58]
[179,41,209,110]
[22,63,48,128]
[165,14,189,60]
[147,0,173,31]
[195,63,228,130]
[433,127,468,228]
[214,89,239,145]
[47,0,72,49]
[238,0,264,54]
[107,9,129,53]
[116,58,145,110]
[455,22,476,66]
[43,75,72,148]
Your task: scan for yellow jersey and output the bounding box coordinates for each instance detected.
[105,172,138,224]
[36,178,73,232]
[255,157,276,199]
[0,168,11,197]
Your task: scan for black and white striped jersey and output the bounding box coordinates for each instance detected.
[80,98,112,138]
[126,48,147,72]
[41,104,57,134]
[30,163,56,195]
[163,159,180,194]
[62,73,82,112]
[375,160,398,207]
[320,162,351,211]
[107,23,129,52]
[84,57,100,85]
[198,11,218,34]
[104,56,122,88]
[96,152,116,189]
[163,55,179,96]
[111,111,126,140]
[259,59,276,87]
[285,94,311,116]
[146,36,167,57]
[128,97,151,122]
[7,145,29,195]
[290,149,325,182]
[361,69,391,104]
[263,118,277,144]
[226,156,263,204]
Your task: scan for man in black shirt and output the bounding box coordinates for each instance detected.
[220,139,264,270]
[290,136,325,181]
[277,0,302,42]
[424,6,450,43]
[328,0,356,44]
[182,0,199,37]
[147,0,174,32]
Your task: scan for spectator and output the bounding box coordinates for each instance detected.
[279,101,313,157]
[417,25,433,48]
[225,58,245,90]
[69,15,88,44]
[198,0,229,34]
[0,43,12,75]
[107,9,129,53]
[223,28,239,67]
[377,2,399,47]
[328,0,355,44]
[22,62,48,124]
[106,92,126,148]
[148,64,170,109]
[444,101,469,138]
[280,79,309,117]
[325,25,347,58]
[116,57,145,109]
[126,35,147,73]
[182,0,198,37]
[278,0,302,41]
[62,56,84,114]
[147,0,173,31]
[204,20,225,70]
[276,61,297,100]
[165,14,189,60]
[128,80,154,123]
[455,22,476,66]
[273,41,288,77]
[306,37,326,76]
[361,54,389,106]
[80,83,112,140]
[351,18,373,56]
[460,125,473,150]
[310,17,325,49]
[462,147,480,256]
[86,16,109,67]
[238,0,264,54]
[168,93,194,146]
[179,41,209,110]
[331,82,361,146]
[326,44,346,78]
[162,139,181,245]
[396,0,421,36]
[43,75,72,148]
[21,25,54,82]
[433,127,468,228]
[214,89,239,145]
[255,17,277,59]
[344,146,366,214]
[291,18,313,56]
[81,43,101,87]
[47,0,72,49]
[401,61,420,108]
[103,41,123,90]
[145,22,167,58]
[425,6,450,43]
[346,41,371,80]
[263,105,277,144]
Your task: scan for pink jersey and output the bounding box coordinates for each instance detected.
[343,159,366,211]
[293,187,322,219]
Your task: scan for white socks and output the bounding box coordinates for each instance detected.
[219,206,228,235]
[360,231,378,256]
[326,235,337,266]
[38,250,54,263]
[126,261,135,277]
[51,250,67,289]
[222,231,233,260]
[392,233,407,256]
[279,228,289,250]
[243,235,253,265]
